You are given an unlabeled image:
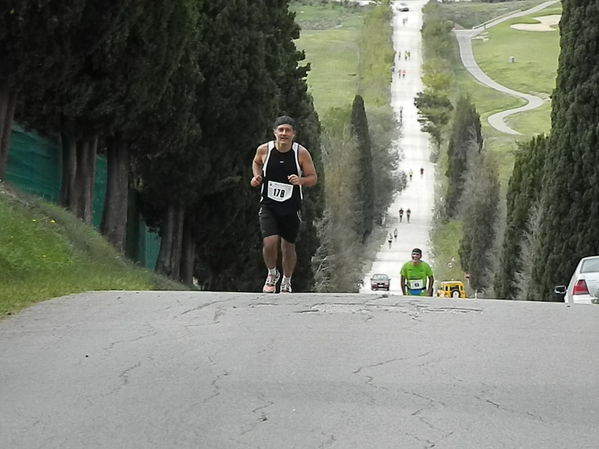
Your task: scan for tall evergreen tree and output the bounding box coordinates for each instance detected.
[132,9,203,279]
[414,89,452,152]
[0,1,93,178]
[189,0,287,291]
[15,0,151,224]
[445,95,482,219]
[495,135,547,299]
[459,154,500,295]
[314,127,363,292]
[350,94,375,242]
[531,0,599,299]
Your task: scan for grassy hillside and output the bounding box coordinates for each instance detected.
[0,184,185,317]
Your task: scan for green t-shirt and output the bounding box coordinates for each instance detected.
[400,261,433,296]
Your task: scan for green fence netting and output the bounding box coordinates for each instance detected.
[5,124,159,269]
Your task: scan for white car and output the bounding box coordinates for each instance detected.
[555,256,599,304]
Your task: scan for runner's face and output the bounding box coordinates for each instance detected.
[274,124,295,145]
[411,252,421,263]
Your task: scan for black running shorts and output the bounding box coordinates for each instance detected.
[258,206,302,243]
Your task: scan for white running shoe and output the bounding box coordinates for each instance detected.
[262,270,280,293]
[280,279,292,293]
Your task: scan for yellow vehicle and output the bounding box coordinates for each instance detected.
[436,281,466,299]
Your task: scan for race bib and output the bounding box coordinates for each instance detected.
[267,180,293,202]
[408,279,424,289]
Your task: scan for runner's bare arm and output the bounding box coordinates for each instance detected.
[250,144,268,187]
[288,146,317,187]
[427,275,434,296]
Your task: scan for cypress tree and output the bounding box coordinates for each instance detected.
[531,0,599,299]
[445,95,482,219]
[414,90,452,152]
[350,94,375,242]
[189,0,292,291]
[0,1,93,178]
[495,135,547,299]
[459,154,500,295]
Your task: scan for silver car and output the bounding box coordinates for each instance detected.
[370,273,390,291]
[555,256,599,304]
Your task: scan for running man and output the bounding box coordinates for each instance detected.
[250,116,318,293]
[406,208,411,223]
[400,248,434,296]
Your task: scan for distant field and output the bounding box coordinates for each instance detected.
[473,6,561,98]
[452,2,560,181]
[440,0,550,29]
[291,2,367,116]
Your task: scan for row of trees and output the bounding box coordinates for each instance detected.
[414,1,454,162]
[0,1,323,290]
[421,0,599,300]
[498,0,599,300]
[417,2,505,297]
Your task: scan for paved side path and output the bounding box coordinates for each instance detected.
[454,0,559,135]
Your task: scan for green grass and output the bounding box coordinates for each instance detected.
[432,1,560,287]
[451,2,560,181]
[440,0,551,29]
[298,29,362,114]
[473,9,560,97]
[0,185,185,317]
[292,1,367,30]
[291,2,368,119]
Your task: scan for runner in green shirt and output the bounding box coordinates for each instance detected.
[400,248,434,296]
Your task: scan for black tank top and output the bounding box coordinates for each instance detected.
[260,141,303,213]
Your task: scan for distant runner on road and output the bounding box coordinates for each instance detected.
[400,248,434,296]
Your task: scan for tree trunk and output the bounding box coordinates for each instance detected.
[60,134,77,209]
[73,137,97,224]
[70,139,85,214]
[180,213,195,286]
[156,205,175,276]
[101,137,130,252]
[156,203,185,280]
[169,204,185,281]
[84,137,98,224]
[0,83,17,180]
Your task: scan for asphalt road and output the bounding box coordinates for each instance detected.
[2,291,599,449]
[362,0,435,294]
